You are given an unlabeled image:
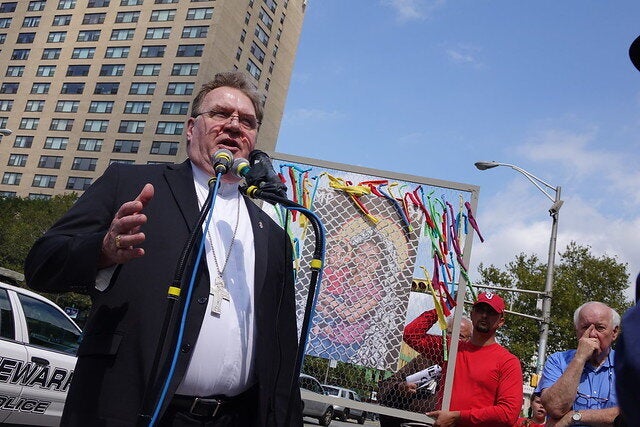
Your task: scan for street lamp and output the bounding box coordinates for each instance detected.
[475,161,563,375]
[0,128,12,136]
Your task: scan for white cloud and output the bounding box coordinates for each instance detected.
[444,43,484,68]
[380,0,444,22]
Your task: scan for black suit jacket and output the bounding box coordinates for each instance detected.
[25,160,302,426]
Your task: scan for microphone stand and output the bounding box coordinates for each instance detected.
[243,186,326,426]
[138,175,221,426]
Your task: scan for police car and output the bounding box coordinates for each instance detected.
[0,281,81,426]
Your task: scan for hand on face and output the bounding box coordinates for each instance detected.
[99,183,154,268]
[186,86,258,181]
[575,324,602,363]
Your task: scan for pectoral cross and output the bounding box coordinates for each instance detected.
[210,276,230,316]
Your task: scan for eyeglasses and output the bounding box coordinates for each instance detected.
[195,108,260,131]
[574,367,612,408]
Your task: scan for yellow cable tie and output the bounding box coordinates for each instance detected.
[310,258,323,270]
[168,286,181,298]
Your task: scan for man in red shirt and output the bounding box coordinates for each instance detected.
[428,292,523,427]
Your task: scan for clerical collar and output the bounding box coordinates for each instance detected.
[192,163,239,200]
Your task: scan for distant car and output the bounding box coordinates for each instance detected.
[322,385,367,424]
[0,281,81,426]
[299,373,334,426]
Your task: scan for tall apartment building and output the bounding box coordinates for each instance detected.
[0,0,306,198]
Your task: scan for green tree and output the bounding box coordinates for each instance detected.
[0,194,92,326]
[476,241,632,379]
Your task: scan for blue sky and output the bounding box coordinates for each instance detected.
[275,0,640,300]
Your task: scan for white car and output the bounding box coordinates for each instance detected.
[0,281,81,426]
[322,385,368,424]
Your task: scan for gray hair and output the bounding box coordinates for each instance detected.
[573,301,621,328]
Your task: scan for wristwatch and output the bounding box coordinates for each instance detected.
[571,410,582,423]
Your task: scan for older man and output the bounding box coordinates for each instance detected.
[25,71,302,426]
[537,301,620,426]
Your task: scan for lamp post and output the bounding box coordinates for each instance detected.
[0,128,12,136]
[475,161,563,375]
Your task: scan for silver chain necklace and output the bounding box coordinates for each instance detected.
[207,192,241,316]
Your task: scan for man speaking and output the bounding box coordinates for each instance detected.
[25,71,302,426]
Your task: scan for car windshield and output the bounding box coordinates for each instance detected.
[323,387,339,396]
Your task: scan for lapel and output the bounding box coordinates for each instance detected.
[244,197,269,299]
[164,160,200,233]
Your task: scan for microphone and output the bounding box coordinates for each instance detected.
[211,149,233,174]
[231,157,251,179]
[242,150,288,199]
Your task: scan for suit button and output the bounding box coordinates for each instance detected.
[197,296,207,304]
[181,343,191,353]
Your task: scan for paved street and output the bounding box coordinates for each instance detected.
[303,416,380,427]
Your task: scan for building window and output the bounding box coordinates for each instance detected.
[258,8,273,29]
[57,0,77,10]
[134,63,161,76]
[182,26,208,38]
[71,157,98,171]
[146,27,171,39]
[94,82,119,94]
[47,31,67,43]
[245,12,250,25]
[150,9,176,21]
[11,49,31,60]
[0,116,6,128]
[0,100,13,111]
[124,101,151,114]
[161,102,189,115]
[186,8,213,20]
[0,83,19,94]
[166,82,194,95]
[42,48,62,60]
[0,33,6,43]
[0,191,17,197]
[25,100,45,112]
[240,29,246,43]
[121,0,143,5]
[156,122,183,135]
[82,13,106,25]
[77,29,101,41]
[110,159,135,165]
[17,32,36,43]
[22,17,41,28]
[38,155,63,169]
[32,174,57,188]
[0,17,12,28]
[44,137,68,149]
[150,141,178,155]
[105,46,130,58]
[89,101,114,113]
[83,119,109,132]
[28,1,47,11]
[13,136,33,148]
[50,118,74,131]
[19,117,39,130]
[66,64,90,76]
[254,25,269,46]
[55,100,79,112]
[116,11,140,23]
[176,44,203,57]
[114,139,139,153]
[250,42,265,63]
[72,47,95,59]
[264,0,277,13]
[28,193,52,200]
[52,15,72,26]
[7,154,28,167]
[276,28,281,41]
[66,177,93,191]
[246,59,261,80]
[110,28,135,40]
[171,63,199,76]
[130,82,156,95]
[155,0,178,3]
[236,47,242,60]
[119,120,145,133]
[78,138,103,151]
[140,45,165,58]
[272,44,278,57]
[35,65,56,77]
[61,82,85,94]
[2,172,22,185]
[99,64,125,76]
[88,0,111,7]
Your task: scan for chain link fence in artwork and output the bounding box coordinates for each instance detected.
[266,154,481,423]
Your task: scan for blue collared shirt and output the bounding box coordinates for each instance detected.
[536,349,617,418]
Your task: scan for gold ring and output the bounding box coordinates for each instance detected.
[115,234,123,249]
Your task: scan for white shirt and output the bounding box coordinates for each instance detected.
[176,166,256,397]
